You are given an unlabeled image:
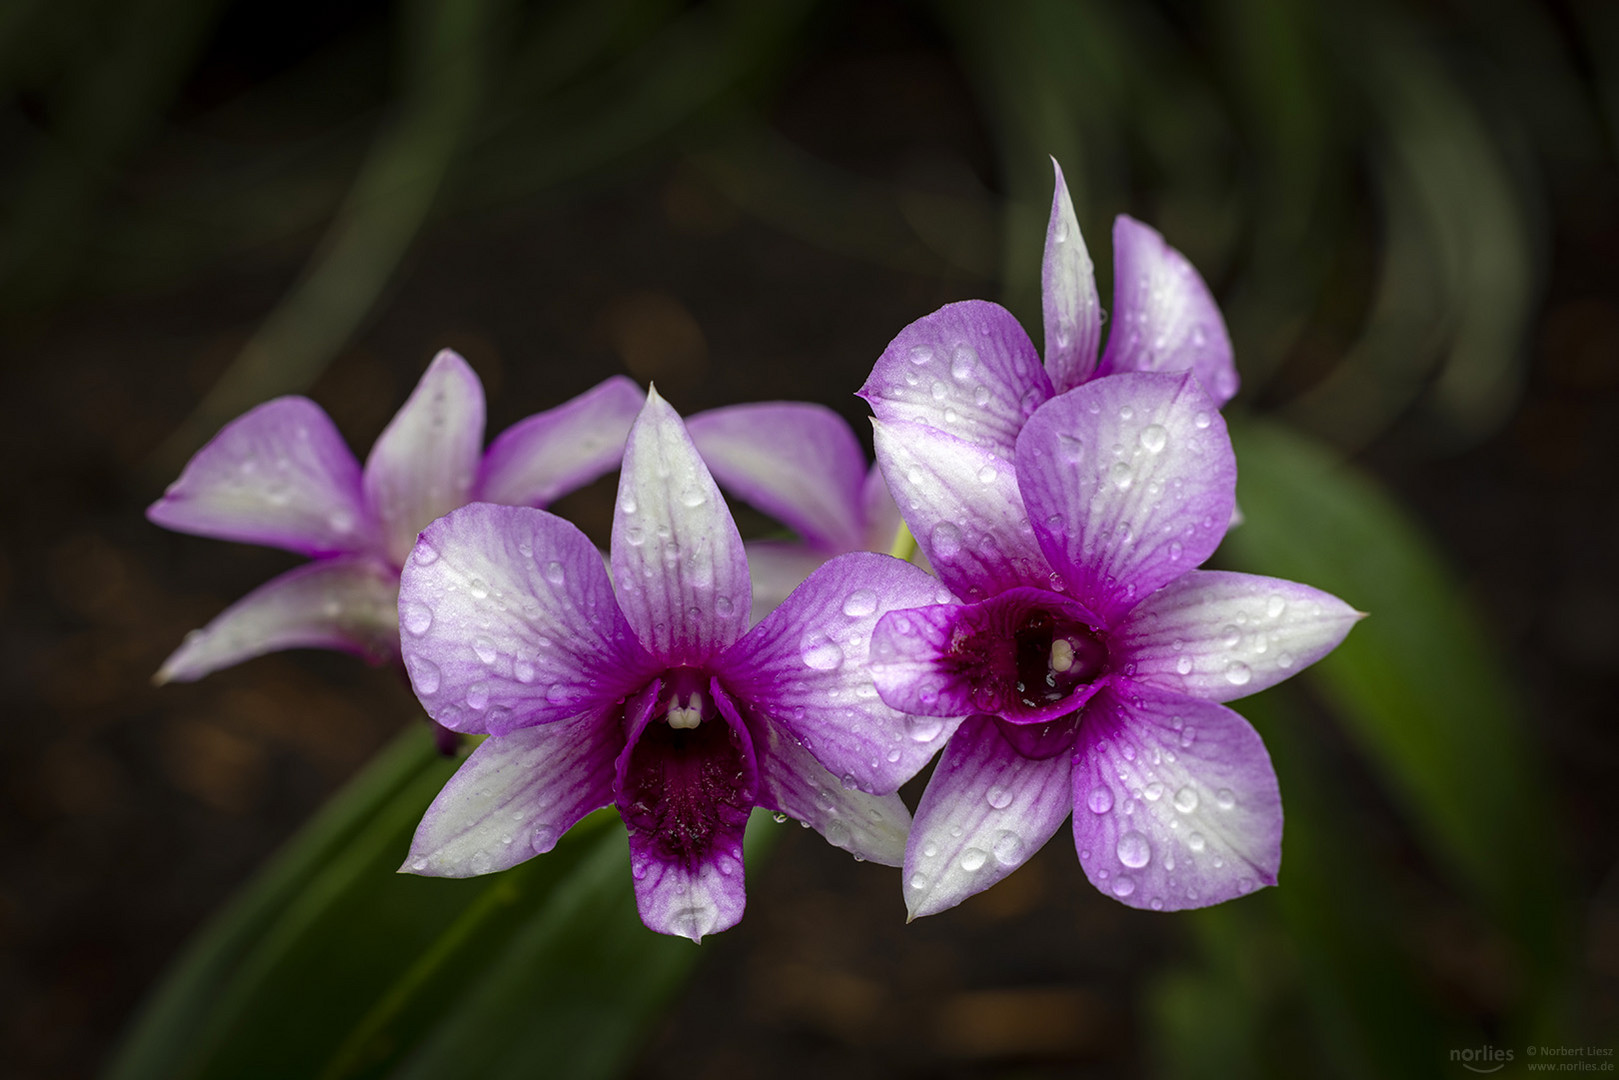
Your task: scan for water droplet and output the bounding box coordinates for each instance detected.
[1194,412,1212,430]
[1138,424,1168,453]
[842,588,878,618]
[467,576,489,600]
[976,463,998,484]
[1224,661,1252,686]
[800,635,844,671]
[960,848,988,872]
[1112,876,1136,898]
[514,659,536,683]
[886,748,902,763]
[826,819,851,847]
[1174,655,1193,675]
[411,857,429,871]
[973,385,990,406]
[930,522,963,558]
[987,786,1013,810]
[414,541,439,565]
[1216,788,1236,810]
[1143,782,1164,801]
[1087,786,1114,814]
[1187,832,1206,852]
[545,684,571,705]
[473,636,497,664]
[993,831,1024,864]
[1169,541,1183,561]
[466,683,489,710]
[1173,786,1199,813]
[909,871,929,891]
[1109,461,1133,490]
[1277,651,1295,669]
[408,655,440,694]
[543,561,566,586]
[1116,831,1151,868]
[908,344,934,365]
[624,526,645,546]
[1119,405,1135,421]
[1265,594,1286,619]
[930,380,948,401]
[950,345,977,380]
[907,715,944,742]
[402,602,433,636]
[679,488,706,508]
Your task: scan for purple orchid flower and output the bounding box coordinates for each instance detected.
[148,350,644,683]
[859,160,1238,469]
[866,371,1360,918]
[687,403,904,622]
[397,387,955,941]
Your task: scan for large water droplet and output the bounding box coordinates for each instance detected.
[960,848,988,872]
[1187,831,1206,852]
[908,344,934,365]
[930,522,963,558]
[976,463,999,484]
[1173,786,1199,813]
[514,659,536,683]
[1112,875,1136,898]
[1216,788,1237,810]
[909,871,929,891]
[907,715,944,742]
[473,636,497,664]
[543,561,566,586]
[402,602,434,636]
[1265,594,1286,619]
[408,655,440,694]
[679,488,706,508]
[800,635,844,671]
[1138,424,1168,453]
[1224,661,1252,686]
[842,589,878,618]
[1116,831,1151,868]
[1087,786,1114,814]
[993,831,1024,865]
[986,786,1013,810]
[950,345,977,380]
[466,683,489,710]
[1109,461,1134,490]
[1174,655,1193,675]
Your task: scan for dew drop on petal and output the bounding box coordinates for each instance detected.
[679,488,706,508]
[992,831,1025,865]
[1175,655,1193,675]
[842,589,878,618]
[402,602,433,636]
[543,561,566,586]
[960,848,988,872]
[1187,831,1206,852]
[1173,786,1200,813]
[1194,412,1212,429]
[1109,461,1133,490]
[715,595,735,618]
[909,344,934,365]
[1116,831,1151,868]
[1087,787,1114,814]
[473,636,497,664]
[986,786,1013,810]
[1224,661,1252,686]
[976,463,999,484]
[408,655,440,694]
[466,683,489,710]
[931,522,963,558]
[1143,782,1164,802]
[950,345,977,380]
[1112,875,1136,898]
[800,635,844,671]
[909,871,928,890]
[467,577,489,600]
[414,541,439,565]
[545,684,571,705]
[1216,788,1237,810]
[1138,424,1168,453]
[907,715,944,742]
[973,385,990,406]
[1265,594,1286,619]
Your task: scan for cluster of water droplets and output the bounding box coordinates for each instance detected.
[1155,588,1318,688]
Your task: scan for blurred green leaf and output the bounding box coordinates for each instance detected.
[106,726,750,1080]
[1220,418,1574,1033]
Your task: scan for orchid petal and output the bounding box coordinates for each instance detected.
[1016,372,1235,622]
[1041,159,1102,392]
[859,299,1052,461]
[363,350,486,566]
[398,503,655,735]
[860,464,904,553]
[1114,571,1362,702]
[401,706,620,877]
[904,715,1075,918]
[148,398,371,557]
[155,556,398,683]
[1096,216,1238,406]
[868,602,977,718]
[715,685,910,866]
[687,402,866,552]
[611,387,750,665]
[1072,684,1282,911]
[873,420,1049,600]
[618,675,755,942]
[742,541,831,625]
[717,551,962,795]
[476,375,642,508]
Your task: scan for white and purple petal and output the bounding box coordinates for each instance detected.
[398,503,656,735]
[155,555,398,683]
[1096,216,1238,407]
[873,420,1049,600]
[476,374,642,508]
[1114,571,1362,702]
[716,551,961,795]
[1071,683,1282,911]
[401,705,621,877]
[611,387,751,666]
[148,397,372,558]
[1015,372,1235,622]
[716,684,910,866]
[1041,159,1103,393]
[904,715,1076,918]
[687,402,867,553]
[363,350,487,566]
[617,676,756,942]
[859,299,1052,462]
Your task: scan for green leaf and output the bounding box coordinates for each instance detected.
[1220,418,1573,1030]
[106,726,753,1080]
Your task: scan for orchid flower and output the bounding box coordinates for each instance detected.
[687,403,904,622]
[859,160,1238,469]
[866,371,1360,918]
[397,388,955,940]
[149,351,643,683]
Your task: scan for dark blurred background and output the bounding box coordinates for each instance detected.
[2,0,1617,1077]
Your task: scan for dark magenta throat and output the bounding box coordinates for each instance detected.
[950,593,1109,722]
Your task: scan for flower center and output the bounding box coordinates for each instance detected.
[944,588,1109,723]
[1011,608,1108,711]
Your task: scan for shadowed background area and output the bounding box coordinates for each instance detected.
[2,0,1617,1077]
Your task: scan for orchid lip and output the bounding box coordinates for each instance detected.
[949,589,1110,724]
